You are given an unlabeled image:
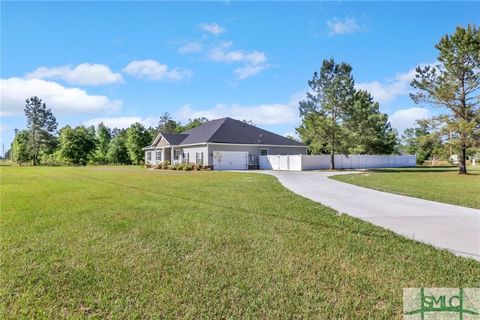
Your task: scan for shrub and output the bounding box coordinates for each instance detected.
[160,160,170,169]
[182,163,194,171]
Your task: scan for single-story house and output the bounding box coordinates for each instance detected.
[143,117,307,170]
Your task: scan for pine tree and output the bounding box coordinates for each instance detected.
[24,96,58,165]
[297,58,355,169]
[411,24,480,174]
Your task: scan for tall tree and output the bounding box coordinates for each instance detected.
[347,90,397,154]
[107,130,131,164]
[411,24,480,174]
[297,58,355,169]
[126,123,152,164]
[157,112,180,133]
[24,96,58,165]
[10,130,30,165]
[93,122,112,164]
[58,125,97,166]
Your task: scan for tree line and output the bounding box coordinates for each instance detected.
[297,24,479,174]
[8,25,479,173]
[10,100,207,166]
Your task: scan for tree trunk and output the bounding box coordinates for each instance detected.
[459,144,467,174]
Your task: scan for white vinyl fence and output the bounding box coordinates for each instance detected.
[259,154,416,171]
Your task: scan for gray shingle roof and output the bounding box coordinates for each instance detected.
[152,117,305,147]
[161,133,189,145]
[180,118,304,146]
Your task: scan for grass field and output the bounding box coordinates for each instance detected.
[331,166,480,209]
[1,166,479,319]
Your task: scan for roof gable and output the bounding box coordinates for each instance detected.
[161,133,189,145]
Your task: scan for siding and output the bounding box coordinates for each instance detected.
[178,145,208,165]
[207,144,307,166]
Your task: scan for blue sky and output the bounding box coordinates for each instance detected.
[1,1,479,150]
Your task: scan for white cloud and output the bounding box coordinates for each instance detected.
[175,92,305,126]
[327,17,361,36]
[234,65,268,80]
[207,42,268,80]
[356,65,432,104]
[0,77,122,117]
[178,41,203,54]
[198,22,225,35]
[123,60,192,81]
[26,63,123,86]
[83,116,158,129]
[207,42,266,65]
[389,107,431,133]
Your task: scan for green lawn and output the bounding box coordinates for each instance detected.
[1,166,479,319]
[331,166,480,209]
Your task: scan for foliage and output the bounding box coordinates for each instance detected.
[92,122,112,164]
[410,24,480,174]
[346,90,397,154]
[162,162,207,171]
[58,125,97,166]
[297,58,355,168]
[126,123,152,164]
[182,117,209,131]
[10,130,30,165]
[401,119,446,164]
[24,96,58,165]
[107,130,131,165]
[298,59,397,163]
[157,112,181,133]
[38,150,65,166]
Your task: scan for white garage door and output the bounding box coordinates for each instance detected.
[213,151,248,170]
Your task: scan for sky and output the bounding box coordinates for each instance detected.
[1,1,479,151]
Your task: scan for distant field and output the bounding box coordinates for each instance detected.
[331,166,480,209]
[1,166,479,319]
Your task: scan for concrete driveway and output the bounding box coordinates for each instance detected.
[261,170,480,261]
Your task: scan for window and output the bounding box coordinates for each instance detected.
[174,149,181,161]
[146,151,152,162]
[196,152,203,165]
[183,152,189,163]
[156,150,162,162]
[260,148,268,156]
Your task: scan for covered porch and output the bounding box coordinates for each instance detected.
[145,146,184,164]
